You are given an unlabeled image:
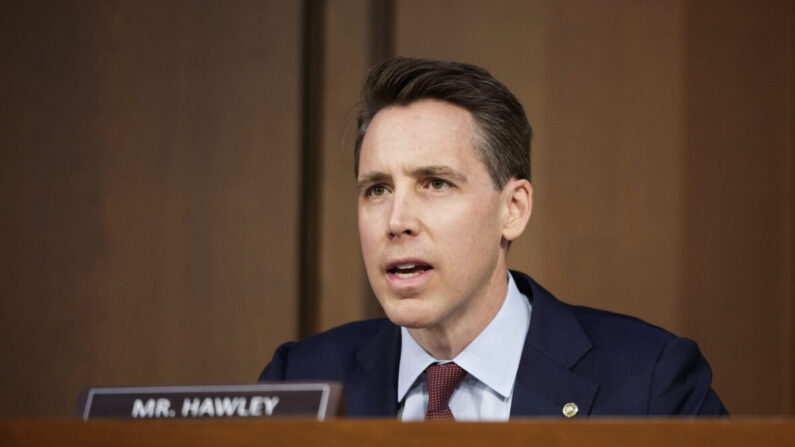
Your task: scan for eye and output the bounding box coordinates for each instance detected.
[366,184,389,197]
[428,178,450,190]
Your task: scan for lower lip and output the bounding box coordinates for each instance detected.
[385,268,433,289]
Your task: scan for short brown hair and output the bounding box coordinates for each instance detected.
[354,57,531,189]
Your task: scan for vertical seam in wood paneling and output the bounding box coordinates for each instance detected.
[791,0,795,416]
[299,0,325,338]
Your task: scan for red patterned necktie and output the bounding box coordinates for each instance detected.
[425,362,467,421]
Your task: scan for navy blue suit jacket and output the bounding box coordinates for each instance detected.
[259,271,727,417]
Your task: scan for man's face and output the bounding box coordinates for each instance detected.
[357,99,510,332]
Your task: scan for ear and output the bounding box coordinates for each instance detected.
[500,178,533,242]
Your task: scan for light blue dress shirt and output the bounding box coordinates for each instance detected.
[397,272,532,421]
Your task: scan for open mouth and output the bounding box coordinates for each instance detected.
[387,262,433,279]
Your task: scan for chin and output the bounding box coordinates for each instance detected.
[380,300,438,329]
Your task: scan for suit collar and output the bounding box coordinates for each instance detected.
[346,320,401,417]
[510,271,599,417]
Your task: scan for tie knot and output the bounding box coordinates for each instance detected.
[425,363,466,420]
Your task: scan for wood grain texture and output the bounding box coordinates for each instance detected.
[683,0,794,415]
[0,1,302,416]
[1,419,795,447]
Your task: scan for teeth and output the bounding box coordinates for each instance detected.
[388,262,431,278]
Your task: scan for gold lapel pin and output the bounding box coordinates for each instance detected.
[562,402,578,418]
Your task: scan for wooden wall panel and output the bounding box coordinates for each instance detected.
[532,0,687,332]
[0,1,301,416]
[683,0,794,415]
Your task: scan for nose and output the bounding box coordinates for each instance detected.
[387,189,419,239]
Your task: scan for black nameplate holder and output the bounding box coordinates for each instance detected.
[77,383,343,421]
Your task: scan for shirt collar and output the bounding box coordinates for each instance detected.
[397,272,532,402]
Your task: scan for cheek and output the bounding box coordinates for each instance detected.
[357,219,373,254]
[445,200,502,244]
[434,201,502,274]
[358,211,381,262]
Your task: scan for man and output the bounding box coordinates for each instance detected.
[259,57,727,419]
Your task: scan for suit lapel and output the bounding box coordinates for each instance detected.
[510,272,599,417]
[345,321,401,417]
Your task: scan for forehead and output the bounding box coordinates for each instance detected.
[359,99,484,174]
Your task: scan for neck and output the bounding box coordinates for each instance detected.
[408,266,509,360]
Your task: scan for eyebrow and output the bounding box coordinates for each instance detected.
[410,165,467,183]
[357,171,391,190]
[357,165,469,190]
